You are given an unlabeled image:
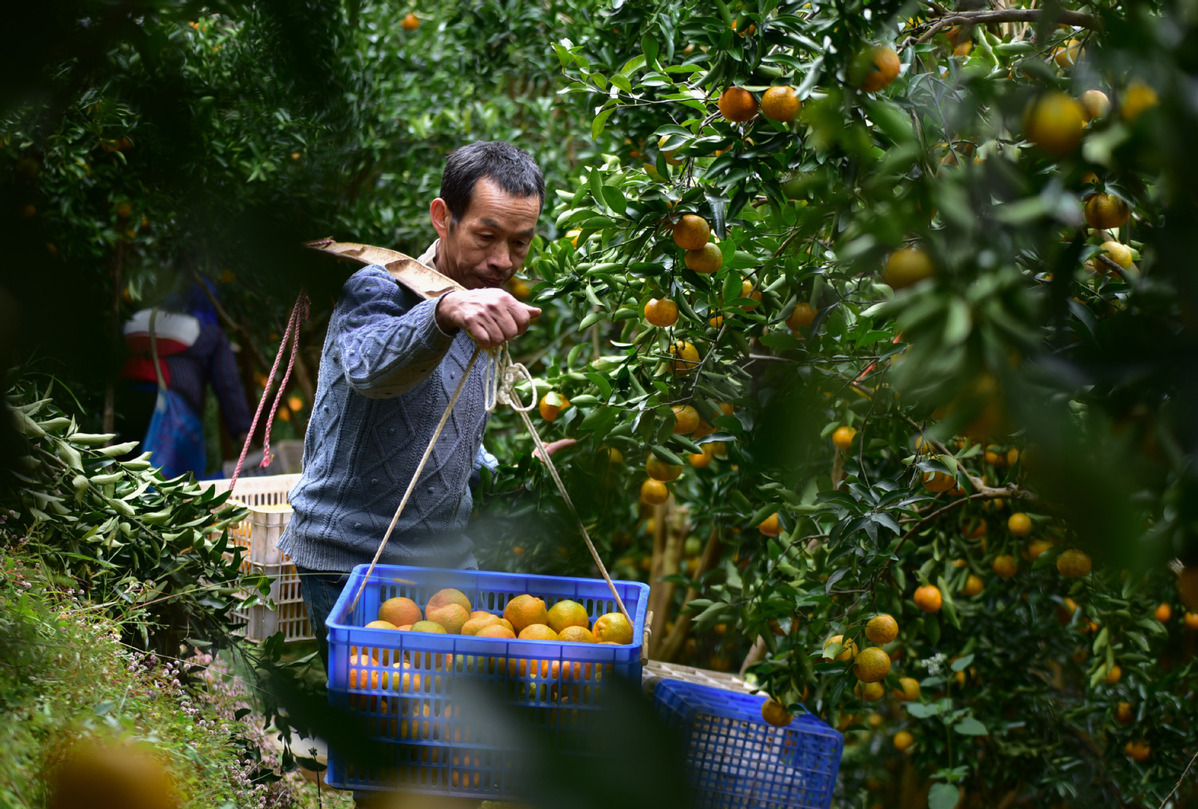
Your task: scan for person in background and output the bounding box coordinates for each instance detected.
[117,278,253,479]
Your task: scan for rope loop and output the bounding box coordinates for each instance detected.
[483,345,536,413]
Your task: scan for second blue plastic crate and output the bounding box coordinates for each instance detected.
[654,679,842,809]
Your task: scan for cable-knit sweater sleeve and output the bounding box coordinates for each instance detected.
[336,266,456,398]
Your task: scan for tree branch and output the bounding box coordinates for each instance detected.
[915,8,1100,45]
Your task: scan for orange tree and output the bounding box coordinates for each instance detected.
[506,0,1198,805]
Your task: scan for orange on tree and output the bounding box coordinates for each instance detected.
[671,214,711,250]
[854,45,901,93]
[1024,539,1053,561]
[644,297,679,327]
[883,246,934,289]
[854,647,891,683]
[640,478,669,505]
[1103,663,1122,685]
[1023,91,1086,157]
[1091,240,1133,272]
[538,391,570,422]
[667,340,701,375]
[1121,81,1158,122]
[855,680,885,702]
[646,453,683,482]
[1185,612,1198,631]
[718,86,758,122]
[893,730,915,752]
[401,12,420,31]
[960,573,984,597]
[1125,740,1151,762]
[761,86,800,122]
[1084,193,1130,230]
[684,242,723,273]
[1115,702,1135,725]
[864,613,898,644]
[689,447,714,468]
[758,512,782,537]
[992,554,1018,579]
[1007,511,1032,537]
[892,677,921,702]
[671,404,700,434]
[1079,89,1111,121]
[824,634,858,662]
[761,699,793,726]
[786,301,816,330]
[922,470,956,493]
[913,584,942,613]
[1057,548,1092,578]
[739,278,761,310]
[1153,602,1171,623]
[832,425,857,451]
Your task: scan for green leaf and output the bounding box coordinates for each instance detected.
[929,783,961,809]
[906,702,941,718]
[592,107,615,141]
[953,717,988,736]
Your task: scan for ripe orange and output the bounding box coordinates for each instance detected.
[787,301,816,330]
[832,426,857,451]
[1007,512,1032,537]
[960,573,984,597]
[893,730,915,752]
[1024,539,1053,561]
[558,625,596,643]
[538,392,570,422]
[640,478,669,505]
[1121,81,1158,123]
[1052,39,1083,68]
[1125,739,1151,762]
[892,677,921,702]
[1091,240,1133,272]
[1185,612,1198,631]
[378,596,422,626]
[427,588,471,615]
[883,246,934,289]
[668,340,701,375]
[758,512,782,537]
[477,624,516,639]
[761,699,793,726]
[426,602,469,634]
[401,12,420,31]
[410,620,447,634]
[761,86,800,122]
[518,623,559,641]
[1103,664,1122,685]
[865,614,899,645]
[913,585,942,613]
[504,594,549,633]
[992,554,1018,579]
[1079,89,1110,121]
[364,620,398,631]
[1084,193,1130,230]
[547,599,590,633]
[593,612,634,644]
[856,680,885,702]
[1154,602,1172,623]
[824,634,858,662]
[460,613,501,635]
[1115,701,1135,725]
[644,297,679,327]
[646,454,683,482]
[1057,549,1092,578]
[739,279,762,311]
[689,447,714,468]
[718,86,758,122]
[854,647,891,683]
[672,214,711,250]
[684,242,723,273]
[922,470,956,493]
[1023,92,1085,157]
[671,405,700,435]
[855,46,901,93]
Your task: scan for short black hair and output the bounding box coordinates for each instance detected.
[440,141,545,222]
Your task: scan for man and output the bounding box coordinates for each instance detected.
[278,141,544,663]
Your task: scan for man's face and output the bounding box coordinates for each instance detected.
[430,177,541,290]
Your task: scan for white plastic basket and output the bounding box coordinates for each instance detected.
[642,660,759,697]
[208,474,312,642]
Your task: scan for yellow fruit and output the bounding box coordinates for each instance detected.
[1084,193,1130,230]
[460,613,502,635]
[1125,739,1151,762]
[1154,602,1172,623]
[718,86,758,122]
[883,246,934,289]
[477,624,516,639]
[646,454,683,482]
[853,647,892,683]
[1091,240,1133,272]
[922,470,956,493]
[426,602,469,634]
[1053,39,1083,68]
[401,13,420,31]
[644,297,679,328]
[992,554,1018,579]
[856,680,885,701]
[893,730,915,752]
[1121,81,1158,123]
[913,585,942,613]
[427,588,471,615]
[761,86,801,122]
[379,596,422,627]
[1115,701,1135,725]
[739,279,761,311]
[855,46,901,93]
[640,478,669,505]
[672,214,711,250]
[832,426,857,451]
[786,301,816,330]
[504,594,549,633]
[518,623,559,641]
[893,677,921,702]
[566,228,582,248]
[684,242,723,274]
[824,634,858,662]
[547,599,590,633]
[689,448,714,468]
[558,625,596,643]
[364,620,399,630]
[1185,612,1198,631]
[761,699,793,726]
[1007,512,1032,537]
[960,573,984,597]
[1057,549,1092,578]
[538,392,570,422]
[1024,92,1086,157]
[593,612,634,644]
[668,340,701,375]
[758,512,782,537]
[1079,89,1110,121]
[1025,539,1053,561]
[671,405,700,435]
[864,614,899,645]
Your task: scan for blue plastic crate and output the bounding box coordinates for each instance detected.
[654,679,843,809]
[323,564,650,798]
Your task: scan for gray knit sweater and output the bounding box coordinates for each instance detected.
[278,242,490,572]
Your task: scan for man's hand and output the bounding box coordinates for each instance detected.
[435,289,541,349]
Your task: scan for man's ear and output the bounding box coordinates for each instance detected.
[430,198,452,240]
